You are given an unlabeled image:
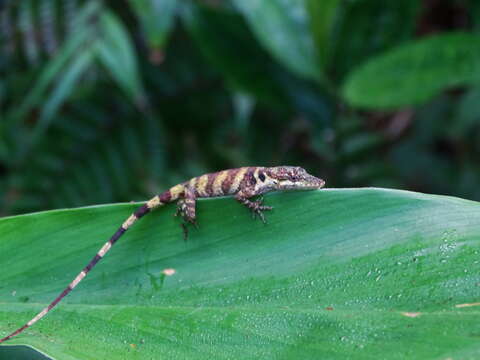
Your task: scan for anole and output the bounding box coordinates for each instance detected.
[0,166,325,343]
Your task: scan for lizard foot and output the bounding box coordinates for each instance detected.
[249,197,273,224]
[180,218,198,240]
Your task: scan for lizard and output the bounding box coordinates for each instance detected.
[0,166,325,343]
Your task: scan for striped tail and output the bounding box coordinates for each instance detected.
[0,194,168,344]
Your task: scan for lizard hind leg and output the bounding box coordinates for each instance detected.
[175,189,197,239]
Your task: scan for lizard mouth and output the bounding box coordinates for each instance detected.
[278,176,325,190]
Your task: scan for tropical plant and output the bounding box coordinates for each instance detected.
[1,0,480,358]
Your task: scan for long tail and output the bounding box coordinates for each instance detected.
[0,192,172,343]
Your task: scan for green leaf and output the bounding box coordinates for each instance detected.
[96,10,146,106]
[1,189,480,358]
[128,0,177,49]
[17,51,94,163]
[342,32,480,109]
[181,3,288,105]
[473,1,480,33]
[232,0,321,81]
[450,87,480,137]
[320,0,419,81]
[305,0,341,69]
[4,1,100,126]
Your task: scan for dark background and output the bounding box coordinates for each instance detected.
[1,0,479,216]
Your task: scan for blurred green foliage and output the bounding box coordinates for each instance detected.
[1,0,479,216]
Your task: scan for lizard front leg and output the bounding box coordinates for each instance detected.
[235,190,273,224]
[175,187,197,239]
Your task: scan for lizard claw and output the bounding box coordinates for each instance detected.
[256,207,273,224]
[181,223,189,240]
[180,218,198,241]
[190,219,199,229]
[237,195,273,224]
[256,209,267,224]
[251,199,273,224]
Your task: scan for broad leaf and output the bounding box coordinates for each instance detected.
[0,189,479,359]
[128,0,177,49]
[343,32,480,109]
[320,0,419,81]
[18,51,95,162]
[232,0,322,81]
[450,87,480,137]
[96,10,146,107]
[305,0,341,69]
[181,3,289,105]
[3,1,100,128]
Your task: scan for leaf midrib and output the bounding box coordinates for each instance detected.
[3,302,478,316]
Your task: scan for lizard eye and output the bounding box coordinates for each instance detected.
[258,172,266,182]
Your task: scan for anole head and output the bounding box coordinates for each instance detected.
[267,166,325,191]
